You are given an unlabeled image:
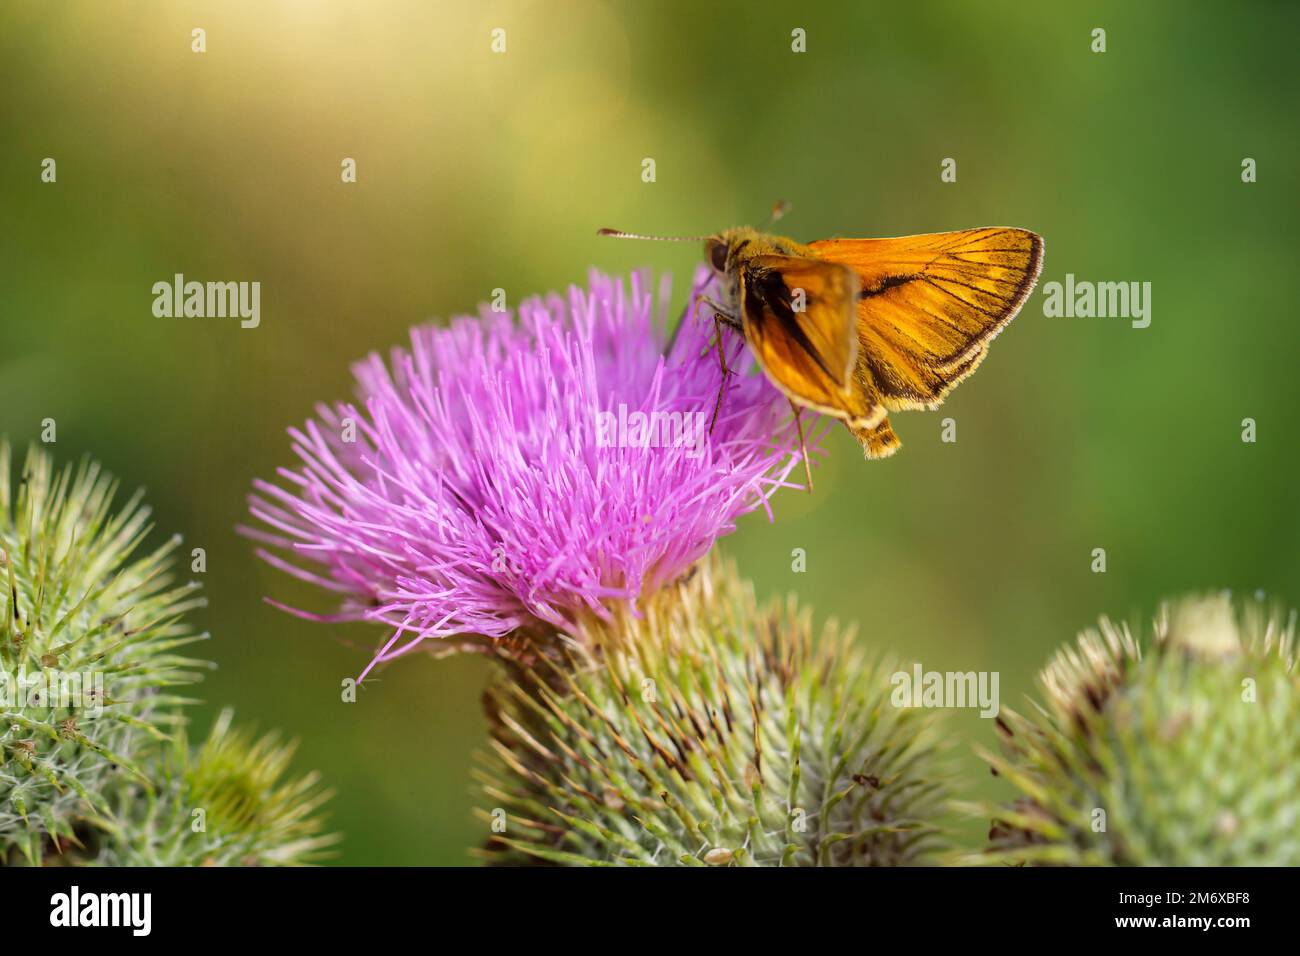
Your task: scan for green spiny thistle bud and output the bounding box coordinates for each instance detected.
[969,592,1299,865]
[95,708,336,866]
[475,557,950,866]
[0,444,207,864]
[1,443,332,868]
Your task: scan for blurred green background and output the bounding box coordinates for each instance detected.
[2,1,1297,864]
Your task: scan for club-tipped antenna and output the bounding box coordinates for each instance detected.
[766,200,791,227]
[597,228,709,242]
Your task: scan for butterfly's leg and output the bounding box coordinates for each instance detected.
[707,310,738,434]
[690,294,741,434]
[676,292,738,350]
[790,398,813,493]
[691,295,743,437]
[694,295,742,338]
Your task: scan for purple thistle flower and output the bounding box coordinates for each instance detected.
[243,268,819,679]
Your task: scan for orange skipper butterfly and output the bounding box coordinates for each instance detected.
[601,208,1042,473]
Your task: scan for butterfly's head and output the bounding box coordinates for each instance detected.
[706,201,792,275]
[705,228,760,277]
[704,234,731,274]
[704,231,753,311]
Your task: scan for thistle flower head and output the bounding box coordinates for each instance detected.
[246,269,812,677]
[97,708,336,866]
[972,592,1300,866]
[477,556,951,866]
[0,443,208,864]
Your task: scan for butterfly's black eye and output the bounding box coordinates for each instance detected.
[707,240,729,273]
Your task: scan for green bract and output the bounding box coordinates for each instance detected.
[96,709,337,866]
[0,444,331,866]
[0,444,207,863]
[972,593,1299,866]
[476,558,951,866]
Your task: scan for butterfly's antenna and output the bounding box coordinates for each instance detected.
[766,200,791,227]
[597,228,709,242]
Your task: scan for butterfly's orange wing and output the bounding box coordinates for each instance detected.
[737,254,887,431]
[809,227,1042,412]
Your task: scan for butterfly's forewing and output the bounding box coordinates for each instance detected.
[737,254,886,430]
[809,227,1043,411]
